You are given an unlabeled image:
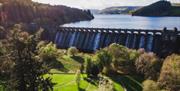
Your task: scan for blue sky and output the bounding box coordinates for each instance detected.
[32,0,180,9]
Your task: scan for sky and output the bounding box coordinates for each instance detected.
[32,0,180,9]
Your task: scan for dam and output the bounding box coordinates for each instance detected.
[54,27,180,57]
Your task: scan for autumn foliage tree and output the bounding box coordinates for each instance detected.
[158,54,180,91]
[135,52,162,80]
[142,80,160,91]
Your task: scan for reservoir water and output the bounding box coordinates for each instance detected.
[63,14,180,30]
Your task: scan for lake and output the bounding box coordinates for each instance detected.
[62,14,180,30]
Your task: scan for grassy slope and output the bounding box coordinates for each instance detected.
[120,76,142,91]
[0,86,3,91]
[50,55,83,73]
[0,80,5,91]
[49,55,141,91]
[109,75,143,91]
[0,55,142,91]
[46,74,124,91]
[48,74,96,91]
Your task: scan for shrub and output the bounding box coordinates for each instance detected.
[38,42,63,69]
[137,48,145,54]
[84,57,100,78]
[142,80,160,91]
[158,54,180,91]
[38,42,59,60]
[135,52,162,80]
[84,57,92,77]
[95,50,112,75]
[67,47,79,57]
[98,76,114,91]
[75,70,81,88]
[127,49,140,73]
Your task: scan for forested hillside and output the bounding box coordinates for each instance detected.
[0,0,94,27]
[132,1,180,16]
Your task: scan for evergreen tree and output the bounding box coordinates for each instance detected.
[0,24,53,91]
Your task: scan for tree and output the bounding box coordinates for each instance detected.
[0,26,6,39]
[84,57,93,78]
[95,50,112,75]
[158,54,180,91]
[108,43,139,74]
[142,80,160,91]
[84,57,100,78]
[0,24,53,91]
[38,42,59,58]
[108,43,128,59]
[0,40,13,90]
[38,42,62,69]
[67,47,79,57]
[135,52,162,80]
[108,43,129,72]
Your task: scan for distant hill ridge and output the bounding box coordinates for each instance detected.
[99,6,141,14]
[132,1,180,16]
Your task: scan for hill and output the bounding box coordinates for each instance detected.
[99,6,141,14]
[0,0,94,27]
[132,1,180,16]
[90,9,101,14]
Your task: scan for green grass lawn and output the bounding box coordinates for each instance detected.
[109,75,143,91]
[48,54,141,91]
[46,74,124,91]
[46,74,97,91]
[0,86,3,91]
[0,85,5,91]
[61,55,82,71]
[120,76,142,91]
[52,55,83,73]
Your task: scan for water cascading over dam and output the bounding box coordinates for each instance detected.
[54,27,180,57]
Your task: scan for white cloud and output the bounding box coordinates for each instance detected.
[32,0,179,9]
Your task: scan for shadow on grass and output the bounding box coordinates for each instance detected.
[71,56,84,63]
[46,59,69,72]
[78,87,85,91]
[84,77,99,86]
[109,74,143,91]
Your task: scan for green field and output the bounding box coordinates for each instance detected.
[50,55,84,73]
[47,55,142,91]
[46,74,124,91]
[0,55,142,91]
[0,86,3,91]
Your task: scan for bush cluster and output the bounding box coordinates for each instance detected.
[83,43,180,91]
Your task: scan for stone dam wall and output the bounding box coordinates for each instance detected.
[54,27,180,57]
